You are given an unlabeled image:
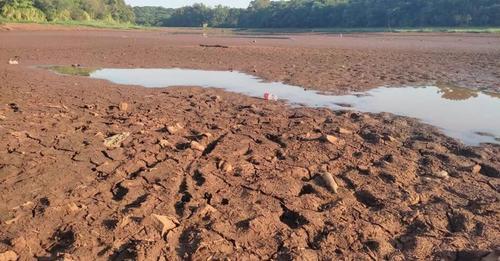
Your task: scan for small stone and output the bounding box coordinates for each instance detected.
[166,123,183,134]
[471,164,481,174]
[190,141,206,151]
[433,170,449,179]
[159,139,171,149]
[104,132,130,148]
[0,114,5,120]
[336,127,352,134]
[152,214,179,237]
[8,59,19,65]
[119,102,128,112]
[211,95,221,101]
[320,172,339,193]
[201,132,212,138]
[0,250,18,261]
[322,134,339,144]
[221,161,233,173]
[383,134,397,142]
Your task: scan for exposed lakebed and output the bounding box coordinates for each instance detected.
[49,66,500,145]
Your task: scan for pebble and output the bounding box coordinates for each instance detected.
[119,102,128,112]
[152,214,179,237]
[103,132,130,148]
[471,164,481,174]
[166,123,183,134]
[433,170,449,179]
[322,134,339,144]
[0,250,18,261]
[336,127,353,134]
[320,172,339,193]
[190,141,206,151]
[159,139,171,149]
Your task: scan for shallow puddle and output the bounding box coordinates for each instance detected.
[53,67,500,145]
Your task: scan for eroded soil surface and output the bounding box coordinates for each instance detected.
[0,25,499,260]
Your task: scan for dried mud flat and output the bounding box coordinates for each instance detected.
[0,25,499,260]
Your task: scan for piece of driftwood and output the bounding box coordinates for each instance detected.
[200,44,229,48]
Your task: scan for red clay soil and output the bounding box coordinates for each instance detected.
[0,24,499,260]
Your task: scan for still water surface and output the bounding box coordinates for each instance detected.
[53,67,500,145]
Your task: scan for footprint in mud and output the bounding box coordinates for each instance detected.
[122,194,148,213]
[364,240,381,252]
[47,226,76,257]
[379,172,396,184]
[192,170,206,186]
[235,218,253,231]
[298,184,317,196]
[102,219,119,230]
[110,240,139,260]
[32,197,50,217]
[354,190,385,211]
[175,142,191,150]
[279,204,309,229]
[177,226,202,260]
[478,164,499,178]
[175,177,192,217]
[265,133,287,148]
[112,182,129,201]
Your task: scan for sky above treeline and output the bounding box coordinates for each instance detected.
[124,0,251,8]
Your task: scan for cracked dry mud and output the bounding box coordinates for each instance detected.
[0,26,499,260]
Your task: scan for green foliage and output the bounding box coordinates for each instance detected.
[134,0,500,28]
[0,0,135,24]
[133,6,173,26]
[49,65,98,76]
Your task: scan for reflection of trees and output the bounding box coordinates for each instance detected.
[436,84,478,101]
[485,91,500,100]
[436,83,500,101]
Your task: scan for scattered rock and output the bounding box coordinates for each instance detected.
[320,171,339,193]
[158,139,171,149]
[166,123,183,134]
[432,170,449,179]
[382,134,397,142]
[336,127,352,134]
[471,164,481,174]
[211,95,221,102]
[8,58,19,65]
[104,132,130,148]
[119,102,128,112]
[218,160,233,173]
[152,214,179,237]
[0,114,5,120]
[190,141,206,151]
[0,251,17,261]
[322,134,339,144]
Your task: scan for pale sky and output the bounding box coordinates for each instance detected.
[125,0,251,8]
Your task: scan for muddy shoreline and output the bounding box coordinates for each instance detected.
[0,25,499,260]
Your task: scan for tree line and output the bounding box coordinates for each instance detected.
[0,0,134,23]
[134,0,500,28]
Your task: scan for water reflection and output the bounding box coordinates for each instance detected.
[436,83,480,101]
[48,67,500,145]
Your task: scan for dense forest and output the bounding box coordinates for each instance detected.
[0,0,135,23]
[134,0,500,28]
[1,0,499,27]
